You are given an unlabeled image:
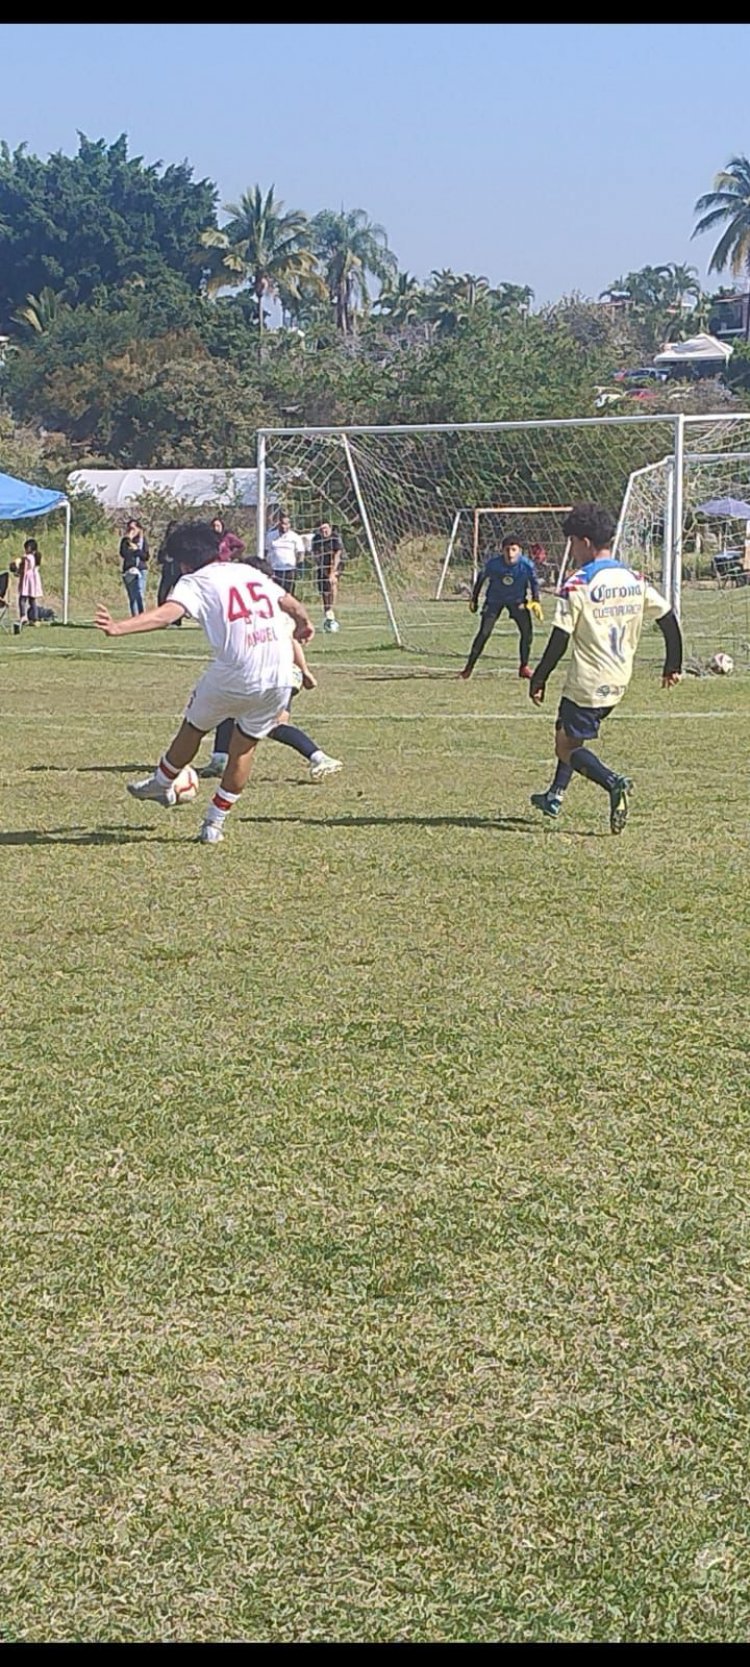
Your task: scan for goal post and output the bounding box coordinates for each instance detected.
[435,504,573,600]
[256,414,697,656]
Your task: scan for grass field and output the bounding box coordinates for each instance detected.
[1,605,749,1642]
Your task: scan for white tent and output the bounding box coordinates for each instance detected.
[654,333,733,368]
[67,467,262,512]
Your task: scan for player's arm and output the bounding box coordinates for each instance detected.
[655,609,683,688]
[279,590,315,642]
[95,600,186,636]
[470,568,486,612]
[529,628,570,705]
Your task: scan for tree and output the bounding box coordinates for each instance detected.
[199,186,321,354]
[373,271,426,328]
[0,134,217,332]
[312,209,397,336]
[11,287,65,334]
[694,156,750,339]
[491,282,535,317]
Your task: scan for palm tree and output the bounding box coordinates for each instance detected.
[199,186,320,354]
[373,270,426,327]
[491,281,535,317]
[423,270,492,336]
[11,287,63,334]
[694,157,750,339]
[312,209,397,336]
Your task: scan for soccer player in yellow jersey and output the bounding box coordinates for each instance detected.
[529,503,683,833]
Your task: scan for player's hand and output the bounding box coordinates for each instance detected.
[662,671,681,689]
[529,682,545,705]
[295,621,315,644]
[94,605,121,636]
[527,599,544,622]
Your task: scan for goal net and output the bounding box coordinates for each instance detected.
[617,414,750,666]
[258,416,681,660]
[435,505,572,601]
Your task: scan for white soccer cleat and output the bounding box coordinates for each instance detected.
[309,752,343,782]
[127,776,177,806]
[198,820,225,844]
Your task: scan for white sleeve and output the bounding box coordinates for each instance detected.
[169,575,200,620]
[553,591,575,635]
[643,581,671,619]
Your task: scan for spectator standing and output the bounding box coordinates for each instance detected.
[311,519,344,631]
[211,516,245,562]
[119,518,150,616]
[17,537,44,625]
[265,510,306,595]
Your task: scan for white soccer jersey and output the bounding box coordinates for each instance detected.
[171,560,294,692]
[554,557,670,709]
[265,528,306,571]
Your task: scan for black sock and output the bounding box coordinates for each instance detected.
[271,723,318,761]
[571,747,617,791]
[551,760,573,794]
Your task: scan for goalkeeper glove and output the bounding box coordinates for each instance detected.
[527,599,544,622]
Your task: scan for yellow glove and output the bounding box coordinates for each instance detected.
[527,599,543,622]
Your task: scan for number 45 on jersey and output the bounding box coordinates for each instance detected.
[227,580,274,622]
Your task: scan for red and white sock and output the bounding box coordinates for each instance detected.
[205,788,240,827]
[155,755,180,789]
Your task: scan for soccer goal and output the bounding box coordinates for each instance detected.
[258,415,686,657]
[616,414,750,665]
[434,505,573,600]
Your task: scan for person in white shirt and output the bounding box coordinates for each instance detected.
[265,511,306,596]
[95,520,315,845]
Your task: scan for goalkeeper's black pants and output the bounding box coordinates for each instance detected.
[465,603,532,671]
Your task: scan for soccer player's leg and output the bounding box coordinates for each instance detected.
[129,666,223,806]
[509,602,533,678]
[200,716,234,779]
[545,700,632,833]
[199,687,291,844]
[127,719,205,805]
[460,607,500,678]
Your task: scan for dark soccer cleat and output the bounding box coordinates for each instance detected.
[530,789,563,820]
[608,775,633,835]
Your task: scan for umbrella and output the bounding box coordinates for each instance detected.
[696,497,750,519]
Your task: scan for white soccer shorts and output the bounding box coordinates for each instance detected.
[185,666,293,738]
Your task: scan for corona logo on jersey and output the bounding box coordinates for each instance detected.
[554,556,670,711]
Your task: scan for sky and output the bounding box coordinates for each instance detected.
[2,23,750,304]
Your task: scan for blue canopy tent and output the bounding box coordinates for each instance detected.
[0,470,71,623]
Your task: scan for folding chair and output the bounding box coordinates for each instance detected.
[0,571,11,631]
[712,550,750,588]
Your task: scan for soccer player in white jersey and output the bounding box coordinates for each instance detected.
[95,521,315,845]
[528,502,683,833]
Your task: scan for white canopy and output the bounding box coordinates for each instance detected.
[654,333,733,367]
[67,467,262,511]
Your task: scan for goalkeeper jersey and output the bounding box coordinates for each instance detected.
[554,556,670,709]
[481,554,539,610]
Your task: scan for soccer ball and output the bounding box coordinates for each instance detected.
[290,662,304,692]
[172,765,200,804]
[710,652,734,676]
[324,617,340,634]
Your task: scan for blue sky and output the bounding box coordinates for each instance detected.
[2,23,749,303]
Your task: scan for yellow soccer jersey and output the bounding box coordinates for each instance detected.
[553,558,670,709]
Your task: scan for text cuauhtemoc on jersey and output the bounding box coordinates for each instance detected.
[170,561,294,692]
[554,557,671,709]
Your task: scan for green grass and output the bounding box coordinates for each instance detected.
[1,610,750,1641]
